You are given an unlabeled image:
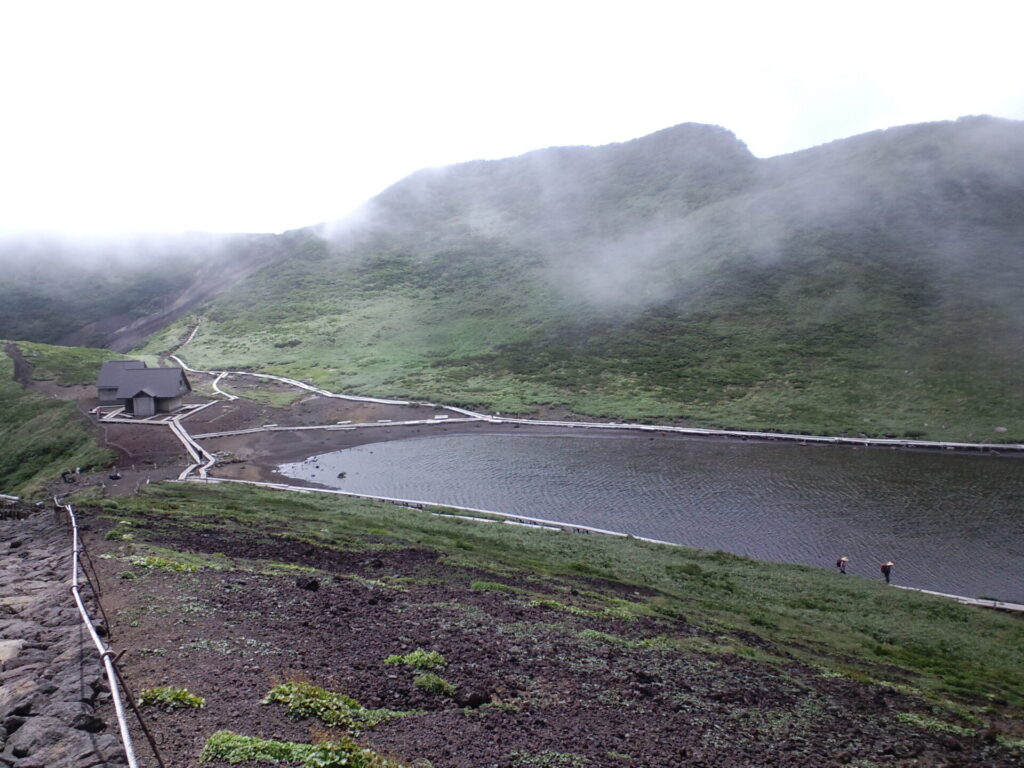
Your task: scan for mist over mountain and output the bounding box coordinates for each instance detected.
[4,117,1022,439]
[337,116,1023,325]
[0,232,281,350]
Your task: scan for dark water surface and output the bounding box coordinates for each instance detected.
[279,433,1024,601]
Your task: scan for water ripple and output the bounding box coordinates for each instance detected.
[280,433,1024,601]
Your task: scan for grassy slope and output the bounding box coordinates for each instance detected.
[92,481,1024,722]
[0,342,119,495]
[143,118,1024,442]
[0,249,195,345]
[0,232,283,349]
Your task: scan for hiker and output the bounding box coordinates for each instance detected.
[836,556,849,574]
[880,561,894,584]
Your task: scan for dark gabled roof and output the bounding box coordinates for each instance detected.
[97,360,191,399]
[115,368,190,399]
[98,360,147,388]
[121,387,160,399]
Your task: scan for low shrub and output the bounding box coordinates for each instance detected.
[263,682,413,731]
[385,648,447,669]
[127,554,198,572]
[138,686,205,710]
[414,673,456,696]
[105,520,135,541]
[199,730,404,767]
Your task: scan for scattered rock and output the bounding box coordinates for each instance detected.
[0,513,125,767]
[70,712,105,733]
[455,689,492,708]
[0,640,24,664]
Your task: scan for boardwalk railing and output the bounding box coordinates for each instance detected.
[187,477,1024,613]
[110,345,1024,614]
[56,498,143,768]
[169,352,1024,453]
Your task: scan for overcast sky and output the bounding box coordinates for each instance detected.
[1,1,1022,236]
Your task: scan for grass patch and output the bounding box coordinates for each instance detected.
[263,682,414,731]
[385,648,447,670]
[106,519,136,541]
[413,673,456,697]
[138,686,205,710]
[220,383,307,408]
[577,629,636,647]
[895,712,975,737]
[509,750,589,767]
[471,580,524,594]
[89,482,1024,722]
[15,341,129,386]
[200,730,404,767]
[126,554,200,572]
[527,598,640,622]
[0,343,115,496]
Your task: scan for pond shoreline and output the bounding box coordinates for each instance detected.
[203,415,1021,490]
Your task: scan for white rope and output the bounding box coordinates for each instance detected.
[57,499,142,768]
[169,354,411,406]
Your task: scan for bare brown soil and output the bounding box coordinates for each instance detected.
[4,341,32,388]
[12,360,1021,767]
[82,509,1017,768]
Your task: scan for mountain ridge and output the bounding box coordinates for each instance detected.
[3,116,1022,440]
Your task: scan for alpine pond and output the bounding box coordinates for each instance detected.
[280,433,1024,602]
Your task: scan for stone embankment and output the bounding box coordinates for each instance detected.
[0,504,126,768]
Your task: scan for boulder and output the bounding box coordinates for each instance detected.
[0,642,23,665]
[0,678,37,719]
[5,715,65,757]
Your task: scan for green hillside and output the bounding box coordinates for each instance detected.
[156,117,1023,441]
[0,342,118,495]
[0,232,282,349]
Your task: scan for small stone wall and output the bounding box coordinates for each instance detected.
[1,508,127,768]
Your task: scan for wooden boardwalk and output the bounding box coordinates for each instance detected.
[894,586,1024,613]
[189,476,1022,613]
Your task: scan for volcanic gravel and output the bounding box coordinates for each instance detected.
[81,511,1020,768]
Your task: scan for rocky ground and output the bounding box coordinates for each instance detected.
[77,504,1021,768]
[8,355,1023,767]
[0,504,126,768]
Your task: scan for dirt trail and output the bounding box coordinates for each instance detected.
[4,342,32,389]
